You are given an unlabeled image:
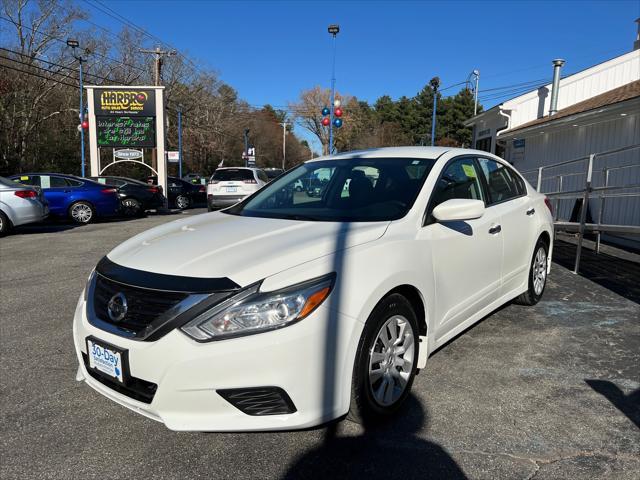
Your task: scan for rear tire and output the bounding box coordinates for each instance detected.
[348,293,419,425]
[0,210,11,236]
[121,197,143,217]
[68,201,95,224]
[175,194,190,210]
[514,239,549,306]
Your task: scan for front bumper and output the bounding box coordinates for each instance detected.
[72,292,359,431]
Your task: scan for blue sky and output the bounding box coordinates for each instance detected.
[79,0,638,152]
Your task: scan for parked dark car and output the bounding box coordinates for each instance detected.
[263,168,284,181]
[90,176,166,216]
[8,173,119,224]
[146,176,206,209]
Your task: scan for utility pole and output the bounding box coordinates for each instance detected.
[139,46,177,86]
[430,77,440,146]
[281,121,289,170]
[139,47,176,171]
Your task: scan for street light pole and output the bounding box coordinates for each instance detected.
[328,24,339,155]
[67,39,85,177]
[281,121,288,170]
[178,105,183,178]
[430,77,440,147]
[472,69,480,116]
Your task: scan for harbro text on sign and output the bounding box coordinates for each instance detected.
[95,89,157,147]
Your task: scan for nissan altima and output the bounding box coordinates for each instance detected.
[73,147,554,431]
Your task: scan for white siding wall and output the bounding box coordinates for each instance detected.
[504,50,640,129]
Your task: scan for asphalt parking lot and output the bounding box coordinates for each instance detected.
[1,210,639,480]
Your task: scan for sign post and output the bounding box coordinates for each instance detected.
[86,86,167,204]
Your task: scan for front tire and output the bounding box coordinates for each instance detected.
[348,293,419,424]
[68,201,95,224]
[514,239,549,306]
[0,210,11,236]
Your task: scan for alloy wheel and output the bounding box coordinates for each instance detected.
[532,247,547,295]
[71,203,93,223]
[176,195,189,209]
[368,315,415,407]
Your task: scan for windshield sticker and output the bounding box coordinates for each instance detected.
[20,176,29,181]
[40,176,51,189]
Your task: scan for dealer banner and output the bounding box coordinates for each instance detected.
[94,88,156,116]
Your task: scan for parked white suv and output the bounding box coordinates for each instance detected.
[207,167,268,210]
[73,147,554,431]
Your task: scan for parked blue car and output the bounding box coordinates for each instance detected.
[8,173,120,224]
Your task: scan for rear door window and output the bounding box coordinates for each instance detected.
[212,169,255,182]
[48,176,69,188]
[66,178,84,187]
[477,158,524,204]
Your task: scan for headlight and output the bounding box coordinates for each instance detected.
[181,273,335,341]
[83,269,96,301]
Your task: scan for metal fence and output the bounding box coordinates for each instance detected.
[520,144,640,274]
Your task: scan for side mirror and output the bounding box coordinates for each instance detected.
[432,198,485,222]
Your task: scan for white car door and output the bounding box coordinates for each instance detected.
[477,157,537,297]
[420,157,503,343]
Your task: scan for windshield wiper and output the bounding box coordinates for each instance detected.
[283,214,320,221]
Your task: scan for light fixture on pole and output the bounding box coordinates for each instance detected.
[327,24,339,155]
[67,39,86,177]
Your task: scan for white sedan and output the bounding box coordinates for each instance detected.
[73,147,553,431]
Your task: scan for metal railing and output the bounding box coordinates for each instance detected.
[521,144,640,274]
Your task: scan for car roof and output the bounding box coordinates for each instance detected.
[215,167,259,171]
[95,175,148,185]
[12,172,77,177]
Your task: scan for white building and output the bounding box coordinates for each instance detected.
[466,21,640,249]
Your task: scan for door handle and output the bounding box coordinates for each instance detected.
[489,224,502,235]
[526,208,535,216]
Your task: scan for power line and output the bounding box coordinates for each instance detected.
[0,15,147,74]
[0,63,77,88]
[0,46,125,85]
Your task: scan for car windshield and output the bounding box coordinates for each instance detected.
[212,169,254,181]
[225,157,436,222]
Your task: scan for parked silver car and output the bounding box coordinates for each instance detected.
[0,176,48,235]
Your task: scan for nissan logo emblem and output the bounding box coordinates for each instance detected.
[107,292,128,322]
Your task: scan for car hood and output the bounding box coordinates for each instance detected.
[106,212,389,286]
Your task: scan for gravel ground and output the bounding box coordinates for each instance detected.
[1,210,638,480]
